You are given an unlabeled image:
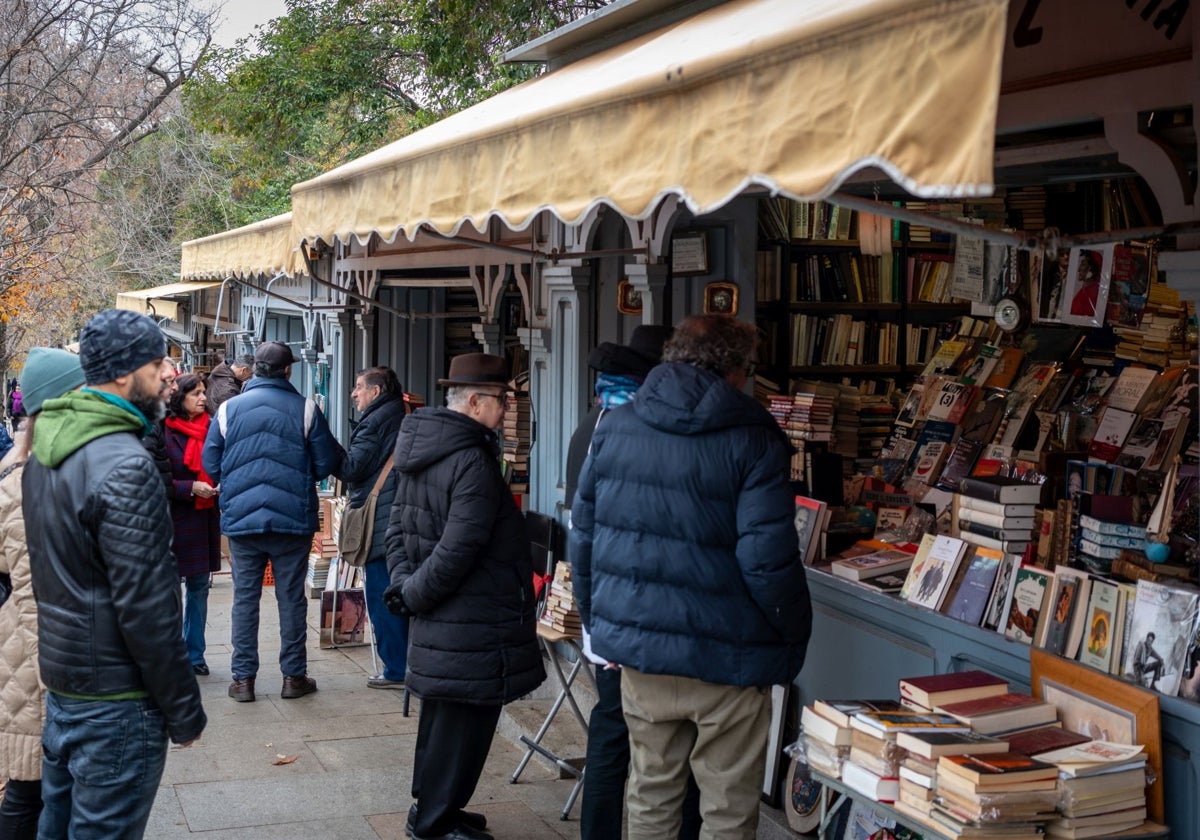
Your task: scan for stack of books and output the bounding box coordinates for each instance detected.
[800,700,862,779]
[841,710,970,804]
[893,729,1010,823]
[502,390,532,493]
[1076,514,1146,575]
[834,385,895,461]
[538,562,581,635]
[932,753,1059,839]
[954,475,1045,557]
[899,670,1009,713]
[935,692,1059,737]
[1039,741,1149,839]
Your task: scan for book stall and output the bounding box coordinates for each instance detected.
[761,192,1200,839]
[789,664,1166,840]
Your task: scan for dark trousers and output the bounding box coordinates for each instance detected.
[411,698,502,837]
[228,533,312,680]
[0,777,42,840]
[581,665,701,840]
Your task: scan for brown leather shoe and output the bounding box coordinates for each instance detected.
[281,674,318,699]
[228,676,255,703]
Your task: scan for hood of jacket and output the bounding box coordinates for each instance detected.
[32,390,146,467]
[633,362,783,439]
[393,407,498,473]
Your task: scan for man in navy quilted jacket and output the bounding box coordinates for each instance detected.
[570,314,812,840]
[203,341,343,703]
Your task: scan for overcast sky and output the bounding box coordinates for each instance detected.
[211,0,289,47]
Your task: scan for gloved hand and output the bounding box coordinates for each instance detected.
[383,583,413,617]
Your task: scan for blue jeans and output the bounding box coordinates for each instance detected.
[364,557,409,680]
[228,533,312,680]
[182,573,211,666]
[39,693,168,840]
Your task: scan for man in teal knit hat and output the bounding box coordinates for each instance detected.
[23,309,206,839]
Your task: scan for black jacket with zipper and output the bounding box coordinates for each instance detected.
[385,407,544,705]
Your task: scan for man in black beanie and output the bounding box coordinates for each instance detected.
[23,309,206,839]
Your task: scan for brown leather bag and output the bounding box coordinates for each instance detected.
[338,454,394,567]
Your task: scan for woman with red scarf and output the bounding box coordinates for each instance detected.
[165,373,221,676]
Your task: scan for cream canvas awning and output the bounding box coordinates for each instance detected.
[180,212,300,281]
[292,0,1007,247]
[115,282,222,322]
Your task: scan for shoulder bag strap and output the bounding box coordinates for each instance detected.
[369,453,395,497]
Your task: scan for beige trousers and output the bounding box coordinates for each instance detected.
[621,667,771,840]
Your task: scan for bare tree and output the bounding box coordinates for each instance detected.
[0,0,216,374]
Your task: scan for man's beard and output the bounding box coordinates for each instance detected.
[129,376,166,423]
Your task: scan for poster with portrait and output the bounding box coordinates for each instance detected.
[1059,244,1115,327]
[1037,245,1070,322]
[1105,242,1152,327]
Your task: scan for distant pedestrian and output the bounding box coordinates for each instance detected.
[23,310,206,839]
[0,348,86,840]
[334,366,409,690]
[385,353,544,840]
[165,373,222,676]
[205,353,254,412]
[203,341,343,703]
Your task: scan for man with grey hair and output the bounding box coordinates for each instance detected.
[205,352,255,412]
[203,341,343,704]
[383,352,543,840]
[570,314,812,840]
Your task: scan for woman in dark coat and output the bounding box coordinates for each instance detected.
[164,373,222,675]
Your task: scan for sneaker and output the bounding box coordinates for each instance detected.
[281,674,318,699]
[228,676,255,702]
[367,674,406,690]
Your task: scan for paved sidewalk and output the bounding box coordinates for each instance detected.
[147,573,582,839]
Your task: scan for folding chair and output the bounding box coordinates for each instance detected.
[511,511,596,820]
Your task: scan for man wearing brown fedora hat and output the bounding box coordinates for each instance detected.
[383,353,545,840]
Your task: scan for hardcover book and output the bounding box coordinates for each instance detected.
[851,711,971,737]
[857,571,909,594]
[935,693,1058,735]
[898,669,1008,710]
[811,699,907,729]
[1004,567,1055,645]
[937,752,1059,787]
[956,496,1038,518]
[830,548,914,582]
[959,475,1046,505]
[1005,724,1089,757]
[943,548,1003,626]
[1119,580,1200,696]
[894,729,1010,760]
[1087,406,1139,463]
[905,535,968,611]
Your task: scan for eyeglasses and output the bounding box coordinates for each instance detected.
[477,392,507,404]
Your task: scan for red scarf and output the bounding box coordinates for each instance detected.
[166,413,216,509]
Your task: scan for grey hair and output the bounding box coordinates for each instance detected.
[661,315,757,378]
[253,361,289,379]
[231,354,255,369]
[446,386,471,410]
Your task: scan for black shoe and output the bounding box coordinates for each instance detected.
[228,676,255,702]
[192,663,210,676]
[406,804,488,838]
[410,826,493,840]
[281,674,318,699]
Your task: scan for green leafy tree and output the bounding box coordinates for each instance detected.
[183,0,610,230]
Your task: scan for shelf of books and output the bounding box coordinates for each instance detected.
[758,179,1200,839]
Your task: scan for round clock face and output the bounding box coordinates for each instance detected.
[994,297,1026,333]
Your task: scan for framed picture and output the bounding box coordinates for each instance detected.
[761,684,789,805]
[671,231,709,275]
[1030,649,1162,820]
[1059,244,1114,327]
[703,281,738,316]
[616,279,642,315]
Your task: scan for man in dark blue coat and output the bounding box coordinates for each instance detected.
[334,365,409,689]
[383,353,544,840]
[203,341,344,703]
[570,314,812,840]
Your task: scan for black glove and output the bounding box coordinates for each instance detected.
[383,583,413,617]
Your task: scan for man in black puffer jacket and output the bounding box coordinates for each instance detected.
[384,353,544,840]
[24,310,206,839]
[571,314,812,840]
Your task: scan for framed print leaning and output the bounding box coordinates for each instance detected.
[1030,649,1162,820]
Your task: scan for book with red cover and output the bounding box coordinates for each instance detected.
[937,752,1059,787]
[1005,724,1089,757]
[898,670,1008,710]
[934,693,1058,735]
